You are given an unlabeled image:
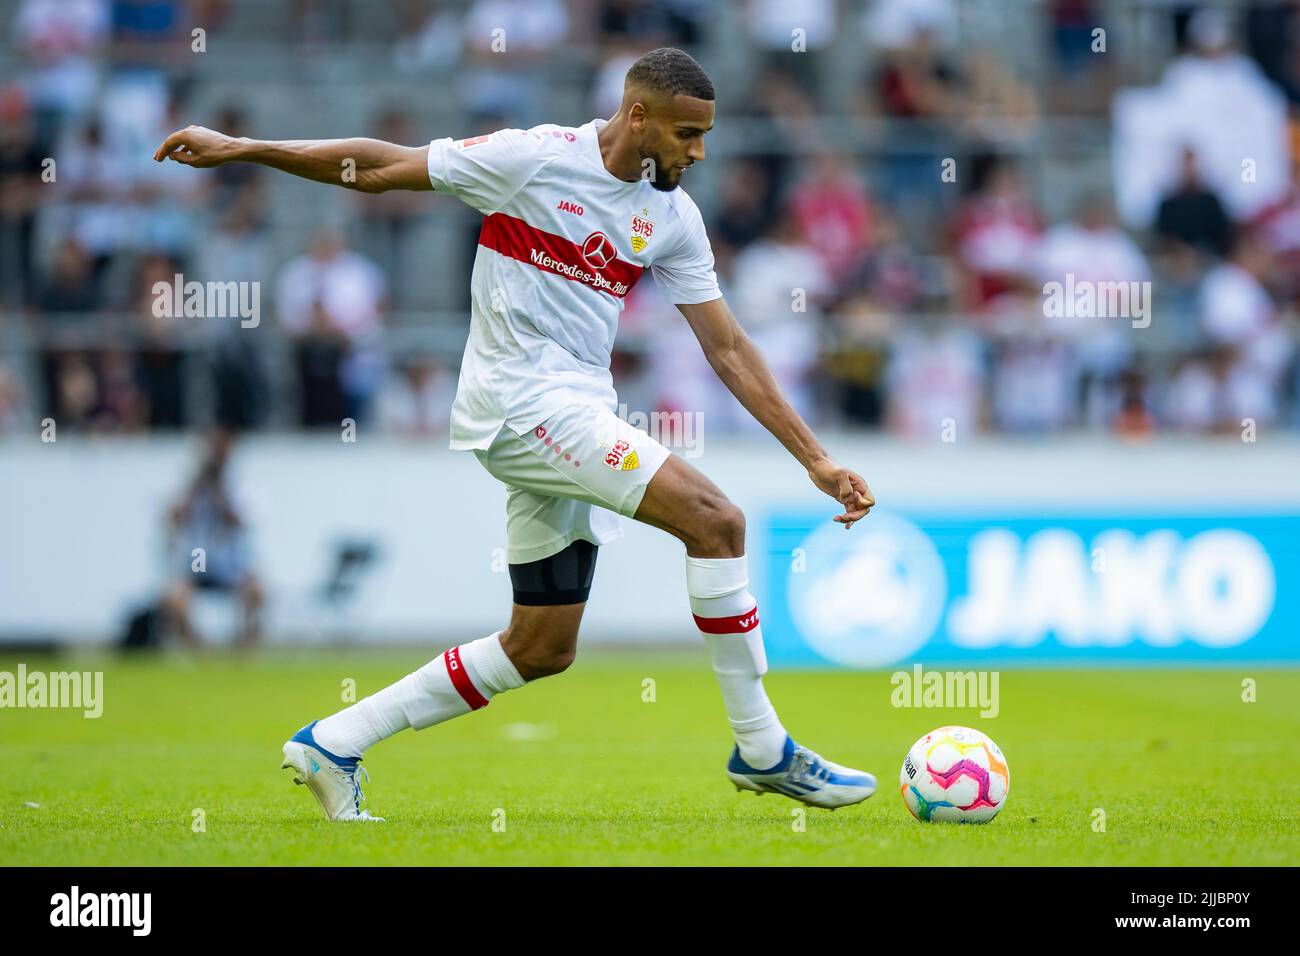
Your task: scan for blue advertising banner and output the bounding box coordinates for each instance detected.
[762,510,1300,667]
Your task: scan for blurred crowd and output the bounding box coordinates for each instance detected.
[2,0,1300,440]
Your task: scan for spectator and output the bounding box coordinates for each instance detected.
[1154,146,1235,258]
[132,252,189,429]
[1036,195,1150,423]
[1049,0,1102,79]
[36,236,101,315]
[990,331,1078,434]
[1197,231,1293,421]
[276,229,386,427]
[747,0,836,96]
[376,354,456,436]
[53,118,138,295]
[356,107,422,309]
[600,0,706,46]
[0,360,30,435]
[1165,346,1275,434]
[13,0,109,142]
[786,152,877,288]
[710,161,775,253]
[885,316,985,439]
[393,0,463,73]
[1249,146,1300,307]
[949,157,1043,313]
[0,87,44,307]
[727,211,831,431]
[160,426,265,649]
[460,0,568,126]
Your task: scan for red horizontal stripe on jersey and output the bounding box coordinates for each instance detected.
[444,646,490,710]
[693,607,760,635]
[479,212,643,299]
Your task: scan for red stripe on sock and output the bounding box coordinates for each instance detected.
[445,646,490,710]
[693,606,760,635]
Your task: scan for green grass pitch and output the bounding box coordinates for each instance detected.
[2,651,1297,865]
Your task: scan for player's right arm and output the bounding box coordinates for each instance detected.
[152,125,431,193]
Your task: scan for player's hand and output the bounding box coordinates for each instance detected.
[153,125,240,168]
[808,458,875,529]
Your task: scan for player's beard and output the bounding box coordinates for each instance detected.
[639,148,681,192]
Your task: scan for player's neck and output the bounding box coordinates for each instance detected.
[596,114,642,184]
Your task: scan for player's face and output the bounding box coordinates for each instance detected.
[636,96,714,192]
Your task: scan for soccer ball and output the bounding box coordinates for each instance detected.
[900,726,1010,823]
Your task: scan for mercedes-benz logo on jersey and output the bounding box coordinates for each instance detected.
[581,231,616,271]
[785,510,946,667]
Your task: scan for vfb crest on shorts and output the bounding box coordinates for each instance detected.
[603,438,639,471]
[630,211,655,254]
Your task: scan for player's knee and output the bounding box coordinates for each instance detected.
[499,625,579,680]
[508,642,576,680]
[686,493,746,557]
[537,643,577,677]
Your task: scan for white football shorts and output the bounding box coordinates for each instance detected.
[473,401,672,564]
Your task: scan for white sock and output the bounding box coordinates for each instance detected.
[312,632,525,758]
[685,554,788,770]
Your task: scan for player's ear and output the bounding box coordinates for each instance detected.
[627,100,648,133]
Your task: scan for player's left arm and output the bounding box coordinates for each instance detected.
[676,296,875,528]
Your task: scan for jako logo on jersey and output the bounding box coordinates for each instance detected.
[582,231,617,271]
[557,200,584,216]
[630,214,655,254]
[603,438,639,471]
[457,135,491,149]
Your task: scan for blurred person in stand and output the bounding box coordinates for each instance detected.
[53,117,138,298]
[745,70,816,220]
[1249,136,1300,309]
[375,353,457,437]
[0,87,44,308]
[884,311,986,439]
[1035,194,1151,427]
[598,0,706,46]
[949,155,1043,315]
[132,251,190,429]
[12,0,110,143]
[1195,229,1294,427]
[0,360,31,435]
[956,49,1040,146]
[786,151,877,290]
[862,3,963,224]
[392,0,463,74]
[824,207,926,427]
[726,209,833,432]
[460,0,568,127]
[160,426,265,649]
[356,107,422,310]
[1110,366,1156,439]
[36,235,102,316]
[1154,145,1235,259]
[275,228,386,427]
[988,312,1079,434]
[746,0,836,98]
[710,161,774,254]
[1164,344,1276,435]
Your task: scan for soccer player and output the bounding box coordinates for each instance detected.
[154,48,877,821]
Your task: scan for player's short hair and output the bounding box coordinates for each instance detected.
[625,47,715,102]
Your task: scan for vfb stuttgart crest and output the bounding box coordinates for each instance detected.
[630,213,655,254]
[582,231,616,270]
[603,438,639,471]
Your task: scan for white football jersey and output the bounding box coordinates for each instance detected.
[426,118,721,450]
